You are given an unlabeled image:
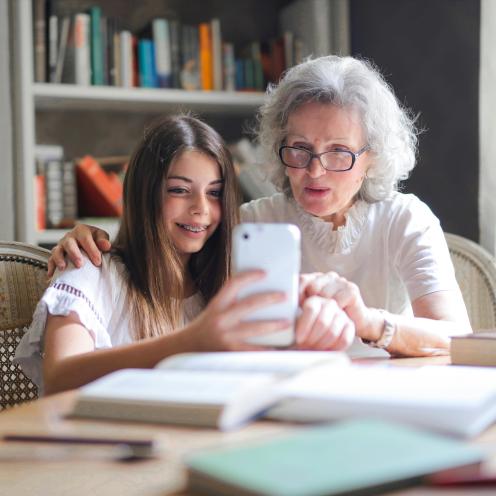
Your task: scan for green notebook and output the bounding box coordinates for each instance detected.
[186,419,484,496]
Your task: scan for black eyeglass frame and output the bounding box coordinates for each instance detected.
[278,144,371,172]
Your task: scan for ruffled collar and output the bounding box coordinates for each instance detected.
[291,197,370,254]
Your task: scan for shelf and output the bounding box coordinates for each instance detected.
[33,83,266,114]
[36,219,120,245]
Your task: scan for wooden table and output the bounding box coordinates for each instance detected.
[1,356,496,496]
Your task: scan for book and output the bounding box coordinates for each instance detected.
[199,22,213,90]
[35,144,64,229]
[47,13,58,83]
[76,155,123,217]
[186,419,484,496]
[267,363,496,438]
[54,16,70,84]
[450,331,496,366]
[89,6,104,85]
[70,351,349,430]
[33,0,46,82]
[152,18,172,88]
[210,18,223,91]
[74,13,91,86]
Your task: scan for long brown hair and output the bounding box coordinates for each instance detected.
[113,115,240,339]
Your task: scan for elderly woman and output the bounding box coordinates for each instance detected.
[48,55,471,357]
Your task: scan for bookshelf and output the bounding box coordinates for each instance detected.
[12,0,349,246]
[12,0,268,246]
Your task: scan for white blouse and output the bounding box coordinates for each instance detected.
[241,192,460,357]
[14,253,204,394]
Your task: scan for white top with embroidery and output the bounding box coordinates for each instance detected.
[241,192,460,357]
[14,253,204,394]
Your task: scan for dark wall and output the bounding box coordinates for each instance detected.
[350,0,480,240]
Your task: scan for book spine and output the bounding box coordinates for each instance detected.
[54,16,70,84]
[199,23,213,90]
[45,159,64,228]
[33,0,46,82]
[222,42,235,92]
[210,18,223,91]
[169,20,181,88]
[34,169,46,231]
[138,39,154,88]
[62,160,78,227]
[48,14,58,83]
[100,16,109,85]
[74,13,91,86]
[119,30,133,87]
[89,6,104,85]
[152,19,172,88]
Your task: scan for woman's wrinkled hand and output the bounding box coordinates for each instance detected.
[47,224,112,277]
[299,272,372,340]
[294,295,355,350]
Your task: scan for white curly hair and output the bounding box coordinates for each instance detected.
[257,55,419,202]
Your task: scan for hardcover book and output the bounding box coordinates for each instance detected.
[450,331,496,366]
[76,155,123,217]
[186,419,483,496]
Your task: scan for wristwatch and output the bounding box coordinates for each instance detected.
[365,309,396,349]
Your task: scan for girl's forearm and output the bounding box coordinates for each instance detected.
[43,327,196,395]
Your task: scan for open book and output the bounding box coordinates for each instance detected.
[71,353,496,437]
[267,363,496,438]
[70,351,349,431]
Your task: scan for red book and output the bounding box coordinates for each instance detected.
[35,174,46,230]
[76,155,123,217]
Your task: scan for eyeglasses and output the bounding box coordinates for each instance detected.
[278,144,370,172]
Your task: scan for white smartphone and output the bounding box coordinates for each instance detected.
[232,223,301,347]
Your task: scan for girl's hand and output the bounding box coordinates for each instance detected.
[184,271,290,351]
[48,224,111,277]
[295,295,355,350]
[299,272,374,340]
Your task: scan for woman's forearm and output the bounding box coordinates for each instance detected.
[360,291,472,357]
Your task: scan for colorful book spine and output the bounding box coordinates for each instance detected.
[138,39,157,88]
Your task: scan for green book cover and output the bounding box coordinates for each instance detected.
[89,6,104,85]
[186,419,483,496]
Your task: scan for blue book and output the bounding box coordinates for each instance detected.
[138,39,157,88]
[186,419,484,496]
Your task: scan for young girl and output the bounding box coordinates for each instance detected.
[16,115,354,395]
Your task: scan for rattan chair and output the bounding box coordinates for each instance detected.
[445,233,496,331]
[0,241,50,410]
